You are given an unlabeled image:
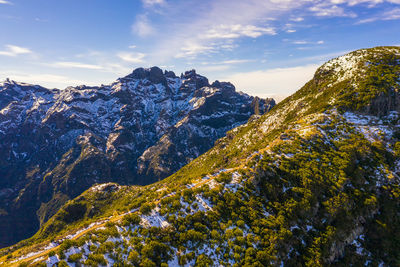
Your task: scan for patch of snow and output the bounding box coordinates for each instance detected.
[140,209,170,228]
[206,179,219,189]
[306,225,313,232]
[231,172,241,184]
[195,195,213,211]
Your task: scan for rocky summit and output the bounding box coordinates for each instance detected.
[0,67,275,248]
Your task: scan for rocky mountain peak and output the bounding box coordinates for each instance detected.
[211,80,235,91]
[1,78,11,85]
[181,69,209,90]
[124,66,168,86]
[164,70,176,78]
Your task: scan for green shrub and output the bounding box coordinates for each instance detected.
[59,239,75,251]
[140,203,153,215]
[141,241,172,265]
[68,252,82,263]
[216,173,232,184]
[195,254,213,267]
[140,257,156,267]
[58,260,69,267]
[121,213,141,226]
[85,253,107,266]
[89,244,97,251]
[97,241,115,254]
[32,262,47,267]
[58,250,65,260]
[128,250,140,265]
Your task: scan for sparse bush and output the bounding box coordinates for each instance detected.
[68,252,83,263]
[140,203,152,215]
[58,260,69,267]
[121,213,141,226]
[85,253,107,266]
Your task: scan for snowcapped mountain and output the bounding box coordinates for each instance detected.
[2,46,399,267]
[0,67,275,247]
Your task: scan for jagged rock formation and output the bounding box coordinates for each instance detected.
[0,67,275,247]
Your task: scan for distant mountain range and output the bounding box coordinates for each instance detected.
[0,67,275,248]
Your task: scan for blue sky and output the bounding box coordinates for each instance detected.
[0,0,399,100]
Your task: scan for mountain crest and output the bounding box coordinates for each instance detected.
[0,67,275,247]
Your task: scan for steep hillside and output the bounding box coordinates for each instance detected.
[0,68,275,248]
[2,46,400,266]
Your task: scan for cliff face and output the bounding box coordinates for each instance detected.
[0,67,275,247]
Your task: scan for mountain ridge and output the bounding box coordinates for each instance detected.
[0,67,275,248]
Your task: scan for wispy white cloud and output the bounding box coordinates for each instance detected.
[49,61,104,70]
[291,40,325,45]
[220,59,254,64]
[45,51,132,75]
[293,40,308,45]
[143,0,398,61]
[199,59,253,67]
[175,42,215,58]
[0,0,11,5]
[220,43,238,50]
[356,7,400,23]
[330,0,400,7]
[0,45,32,57]
[132,14,155,37]
[309,3,357,17]
[145,0,300,61]
[117,52,146,63]
[74,50,102,58]
[34,17,48,22]
[290,17,304,22]
[203,24,276,39]
[284,23,297,33]
[142,0,165,8]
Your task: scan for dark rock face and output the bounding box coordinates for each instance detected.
[362,90,400,117]
[0,67,275,247]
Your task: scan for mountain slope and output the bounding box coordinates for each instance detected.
[2,46,400,266]
[0,68,275,248]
